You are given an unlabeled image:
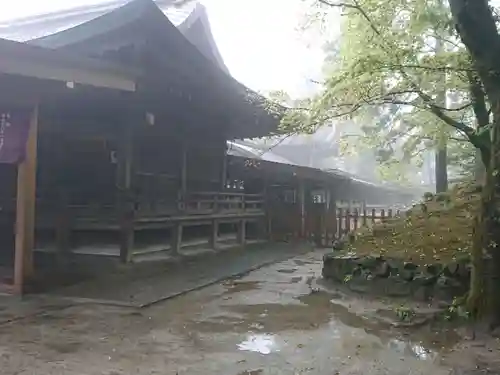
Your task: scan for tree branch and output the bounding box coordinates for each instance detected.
[319,0,475,135]
[317,0,382,36]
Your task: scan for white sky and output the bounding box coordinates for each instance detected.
[0,0,327,97]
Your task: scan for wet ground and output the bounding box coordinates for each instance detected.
[0,250,499,374]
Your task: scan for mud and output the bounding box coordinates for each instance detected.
[0,250,498,374]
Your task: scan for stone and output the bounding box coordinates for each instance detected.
[356,255,383,270]
[399,269,416,282]
[413,285,433,301]
[399,262,418,281]
[456,263,471,280]
[386,259,404,271]
[322,254,359,282]
[443,262,459,277]
[348,280,371,294]
[403,262,418,270]
[413,272,438,287]
[437,275,464,289]
[425,263,443,276]
[332,238,346,251]
[374,262,391,278]
[383,279,412,297]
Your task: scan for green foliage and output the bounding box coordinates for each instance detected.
[283,0,484,182]
[444,296,471,321]
[423,191,434,201]
[395,305,416,322]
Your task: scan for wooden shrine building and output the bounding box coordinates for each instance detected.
[0,0,282,294]
[227,156,417,246]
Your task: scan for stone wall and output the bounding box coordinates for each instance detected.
[322,253,470,301]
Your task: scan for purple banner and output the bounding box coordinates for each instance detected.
[0,110,31,164]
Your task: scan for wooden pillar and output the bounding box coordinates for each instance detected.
[171,222,183,254]
[325,189,331,244]
[118,122,135,263]
[261,176,270,240]
[55,190,71,261]
[209,219,219,250]
[237,219,246,246]
[329,189,338,241]
[298,179,306,238]
[14,105,38,295]
[221,141,227,190]
[181,141,187,194]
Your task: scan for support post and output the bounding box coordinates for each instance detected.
[118,122,134,263]
[14,105,38,295]
[221,140,227,190]
[298,179,306,238]
[171,222,183,254]
[329,190,338,241]
[237,219,246,246]
[181,141,187,195]
[261,176,270,240]
[209,219,219,250]
[55,190,71,262]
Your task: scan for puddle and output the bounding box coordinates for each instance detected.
[237,334,280,354]
[45,340,82,354]
[293,259,315,266]
[276,268,298,274]
[388,339,437,361]
[223,281,261,295]
[237,370,263,375]
[192,290,378,333]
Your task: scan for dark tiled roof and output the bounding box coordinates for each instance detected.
[0,0,228,72]
[0,0,284,139]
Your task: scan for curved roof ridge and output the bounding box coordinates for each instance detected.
[0,0,190,42]
[178,2,229,73]
[0,0,228,74]
[0,1,128,27]
[30,0,162,49]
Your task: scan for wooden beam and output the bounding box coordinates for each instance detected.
[118,121,135,263]
[262,176,270,240]
[55,191,71,261]
[237,219,246,246]
[221,140,228,190]
[209,219,219,250]
[171,223,183,255]
[181,141,187,194]
[298,179,306,238]
[14,105,38,295]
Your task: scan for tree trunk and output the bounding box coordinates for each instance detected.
[434,23,448,194]
[448,0,500,323]
[474,148,486,183]
[435,146,448,193]
[482,113,500,326]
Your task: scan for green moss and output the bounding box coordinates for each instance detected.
[350,180,479,266]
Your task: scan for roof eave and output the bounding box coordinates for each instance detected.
[0,38,138,91]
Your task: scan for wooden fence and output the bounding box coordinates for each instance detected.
[310,205,403,247]
[334,206,402,236]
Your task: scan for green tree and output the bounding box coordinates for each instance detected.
[284,0,490,186]
[287,0,499,321]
